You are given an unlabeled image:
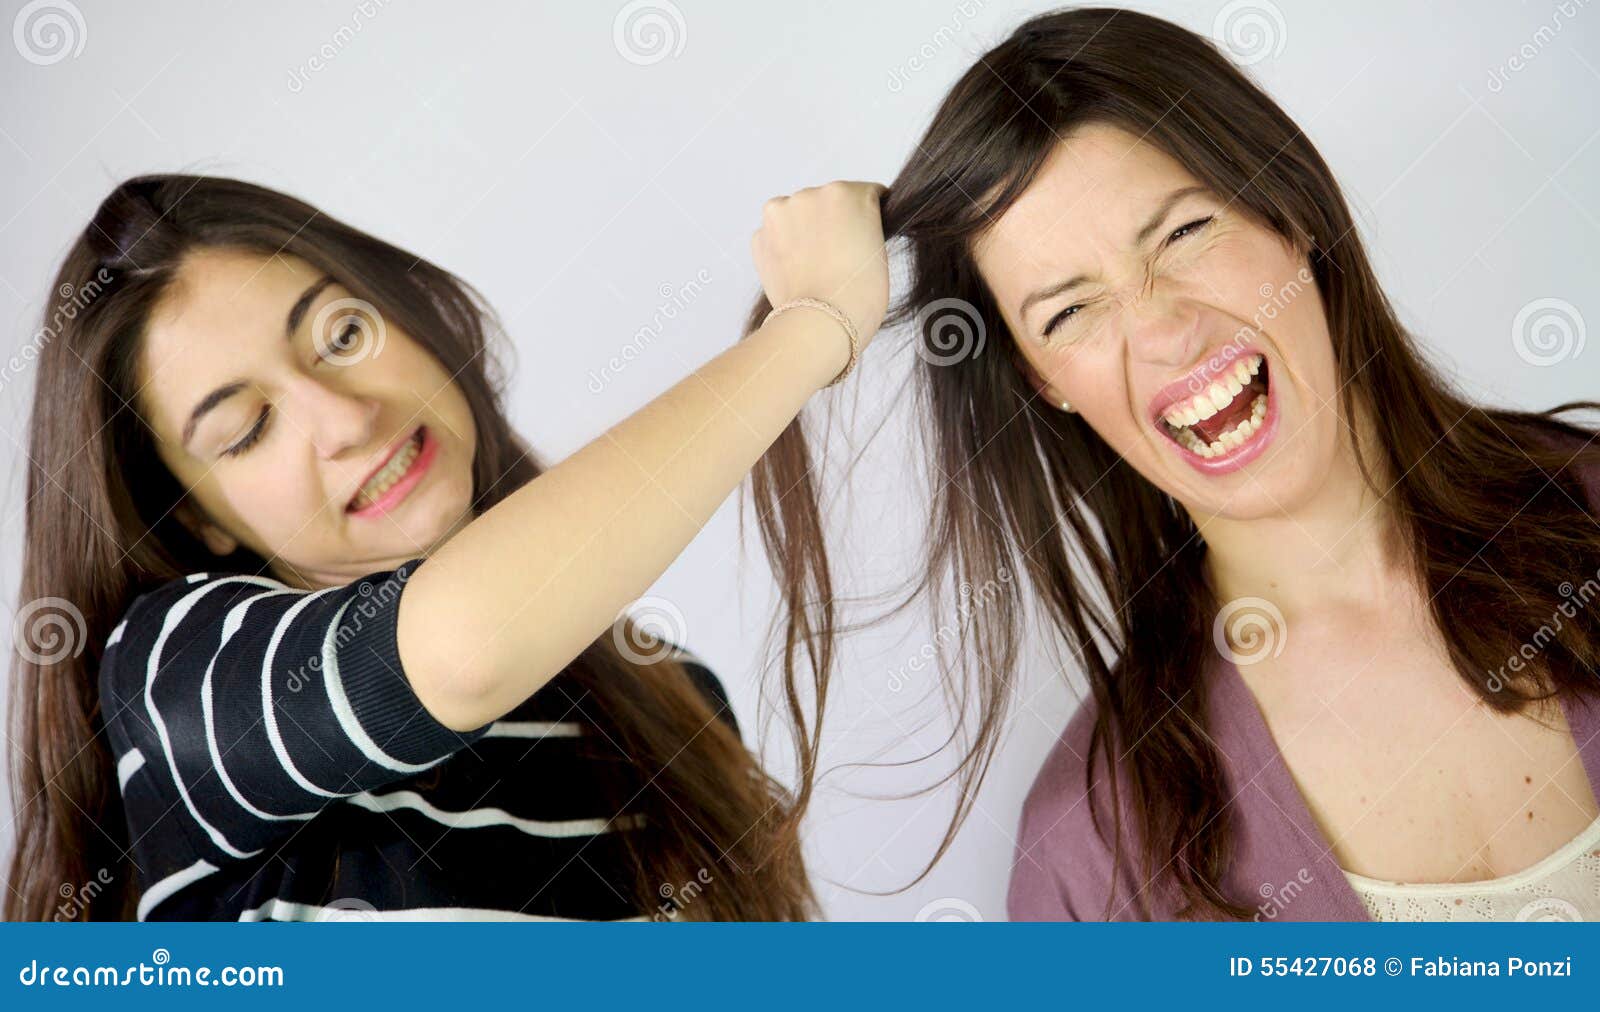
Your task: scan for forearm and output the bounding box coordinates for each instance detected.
[398,308,846,730]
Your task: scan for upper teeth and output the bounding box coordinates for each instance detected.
[353,433,421,507]
[1161,354,1263,428]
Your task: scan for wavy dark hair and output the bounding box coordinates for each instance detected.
[746,7,1600,918]
[6,173,812,921]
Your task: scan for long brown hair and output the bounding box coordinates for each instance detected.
[747,7,1600,919]
[6,174,812,921]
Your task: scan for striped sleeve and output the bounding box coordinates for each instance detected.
[98,557,492,860]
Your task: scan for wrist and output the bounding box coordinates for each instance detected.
[758,298,858,389]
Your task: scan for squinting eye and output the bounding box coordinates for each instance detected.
[1042,303,1084,339]
[1165,215,1214,245]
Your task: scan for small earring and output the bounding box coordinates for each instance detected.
[1059,399,1074,413]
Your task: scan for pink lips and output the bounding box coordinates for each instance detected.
[1149,345,1279,476]
[346,426,437,519]
[1172,382,1279,476]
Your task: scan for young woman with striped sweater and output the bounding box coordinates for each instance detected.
[6,173,888,920]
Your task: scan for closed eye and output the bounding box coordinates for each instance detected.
[223,404,270,458]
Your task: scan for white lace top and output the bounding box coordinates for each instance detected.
[1344,816,1600,921]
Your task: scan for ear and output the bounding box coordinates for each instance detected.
[174,497,239,557]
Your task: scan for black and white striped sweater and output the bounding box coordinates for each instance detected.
[96,557,736,921]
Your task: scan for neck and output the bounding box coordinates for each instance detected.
[1192,429,1410,620]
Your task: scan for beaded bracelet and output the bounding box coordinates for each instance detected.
[761,296,861,387]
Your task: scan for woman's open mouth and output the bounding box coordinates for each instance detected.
[346,425,436,517]
[1151,352,1279,474]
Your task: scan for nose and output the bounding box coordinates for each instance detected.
[286,375,380,460]
[1118,283,1202,369]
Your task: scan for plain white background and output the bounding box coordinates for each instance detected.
[0,0,1596,920]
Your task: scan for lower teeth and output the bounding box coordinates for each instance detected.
[1173,394,1267,458]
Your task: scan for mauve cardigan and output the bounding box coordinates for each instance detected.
[1007,456,1600,922]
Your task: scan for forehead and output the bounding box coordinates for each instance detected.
[973,123,1199,277]
[138,249,318,437]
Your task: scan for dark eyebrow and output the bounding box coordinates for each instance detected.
[179,274,335,451]
[1017,185,1211,325]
